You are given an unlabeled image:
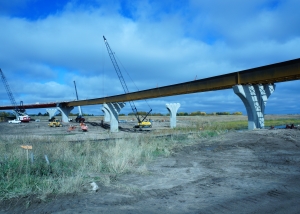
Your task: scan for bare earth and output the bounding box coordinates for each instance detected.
[1,116,300,213]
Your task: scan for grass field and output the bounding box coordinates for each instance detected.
[1,115,299,201]
[0,130,203,200]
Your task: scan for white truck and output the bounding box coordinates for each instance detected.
[8,119,21,124]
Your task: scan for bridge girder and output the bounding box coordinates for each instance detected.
[0,58,299,110]
[64,58,300,107]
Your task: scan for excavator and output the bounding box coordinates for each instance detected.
[103,36,152,128]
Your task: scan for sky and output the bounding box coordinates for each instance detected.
[0,0,300,116]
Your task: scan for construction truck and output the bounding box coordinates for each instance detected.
[48,119,63,127]
[103,36,152,129]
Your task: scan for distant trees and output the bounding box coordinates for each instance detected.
[232,112,243,115]
[190,111,207,116]
[150,113,164,116]
[177,112,189,116]
[119,111,242,116]
[83,113,94,116]
[216,112,230,115]
[0,111,11,117]
[18,110,243,117]
[128,111,150,116]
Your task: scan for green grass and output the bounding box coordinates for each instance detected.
[0,130,216,201]
[1,117,299,201]
[264,118,300,127]
[208,118,300,130]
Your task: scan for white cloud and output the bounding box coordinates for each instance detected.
[0,0,299,115]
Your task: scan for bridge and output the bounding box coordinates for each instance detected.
[1,58,300,131]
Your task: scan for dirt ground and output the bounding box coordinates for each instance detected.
[1,115,300,213]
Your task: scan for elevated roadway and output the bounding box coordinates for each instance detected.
[63,58,300,107]
[0,58,299,110]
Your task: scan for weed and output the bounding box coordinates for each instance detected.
[2,117,296,201]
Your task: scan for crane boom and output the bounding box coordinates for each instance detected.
[0,69,18,110]
[73,80,79,100]
[73,80,84,119]
[0,69,24,113]
[103,36,151,124]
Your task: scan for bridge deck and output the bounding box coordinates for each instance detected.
[0,58,299,110]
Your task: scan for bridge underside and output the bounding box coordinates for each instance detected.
[0,58,299,131]
[63,58,300,107]
[0,58,299,111]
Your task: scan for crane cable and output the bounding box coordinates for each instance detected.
[114,53,152,110]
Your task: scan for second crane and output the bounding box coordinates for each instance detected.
[103,36,152,128]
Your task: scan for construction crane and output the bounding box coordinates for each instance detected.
[103,36,152,128]
[0,69,30,122]
[73,80,85,123]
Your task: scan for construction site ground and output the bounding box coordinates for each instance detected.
[1,115,300,213]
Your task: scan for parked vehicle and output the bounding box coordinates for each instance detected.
[8,119,21,124]
[48,119,63,127]
[75,115,85,123]
[18,115,30,122]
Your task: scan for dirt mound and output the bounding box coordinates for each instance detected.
[1,129,300,213]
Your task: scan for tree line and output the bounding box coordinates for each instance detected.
[0,111,243,117]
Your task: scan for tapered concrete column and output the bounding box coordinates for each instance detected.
[46,108,58,120]
[101,107,110,122]
[57,106,74,123]
[103,102,125,132]
[233,84,275,130]
[166,103,180,128]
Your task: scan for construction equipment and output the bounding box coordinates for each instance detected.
[48,119,63,127]
[103,36,152,128]
[80,122,88,131]
[67,123,88,132]
[0,69,30,122]
[73,81,85,123]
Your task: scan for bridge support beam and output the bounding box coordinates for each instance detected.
[57,106,74,123]
[233,84,275,130]
[46,108,58,120]
[101,107,110,122]
[103,102,125,132]
[166,103,180,128]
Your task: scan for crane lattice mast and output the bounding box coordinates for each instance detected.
[0,69,24,113]
[73,80,83,116]
[103,36,151,123]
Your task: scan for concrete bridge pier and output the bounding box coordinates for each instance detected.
[233,84,275,130]
[103,102,125,132]
[46,108,58,120]
[166,103,180,128]
[57,106,74,123]
[101,107,110,122]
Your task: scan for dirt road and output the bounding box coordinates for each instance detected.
[1,128,300,213]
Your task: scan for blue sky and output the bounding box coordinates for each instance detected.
[0,0,299,116]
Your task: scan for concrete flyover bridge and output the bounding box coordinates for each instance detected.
[1,58,300,131]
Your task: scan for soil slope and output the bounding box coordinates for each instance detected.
[1,129,300,213]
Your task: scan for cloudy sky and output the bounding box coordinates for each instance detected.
[0,0,299,116]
